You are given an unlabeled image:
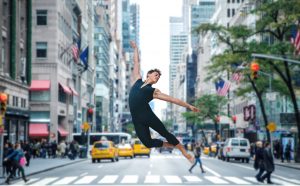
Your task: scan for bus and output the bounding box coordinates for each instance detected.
[73,132,132,147]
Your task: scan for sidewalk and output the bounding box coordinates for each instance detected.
[0,158,86,184]
[273,158,300,170]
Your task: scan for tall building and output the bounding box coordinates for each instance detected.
[29,0,95,141]
[169,17,188,98]
[94,1,111,132]
[0,0,32,144]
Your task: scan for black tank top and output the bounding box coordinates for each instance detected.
[129,79,155,116]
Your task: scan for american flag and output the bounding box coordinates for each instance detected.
[231,72,243,83]
[215,79,231,96]
[71,43,79,61]
[291,25,300,55]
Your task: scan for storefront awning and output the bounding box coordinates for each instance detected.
[58,126,69,137]
[29,123,49,137]
[30,80,50,91]
[69,87,79,96]
[59,83,72,95]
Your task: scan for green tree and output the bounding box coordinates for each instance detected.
[195,0,300,161]
[183,94,227,142]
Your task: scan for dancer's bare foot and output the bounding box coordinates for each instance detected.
[184,153,194,163]
[163,142,174,148]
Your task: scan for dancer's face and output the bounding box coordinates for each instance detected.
[147,72,160,84]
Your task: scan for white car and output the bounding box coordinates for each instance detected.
[223,137,250,163]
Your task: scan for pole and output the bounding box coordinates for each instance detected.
[0,132,3,178]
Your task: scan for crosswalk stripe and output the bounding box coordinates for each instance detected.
[184,176,202,182]
[273,174,300,184]
[98,175,118,184]
[52,176,77,185]
[204,176,229,184]
[164,175,182,183]
[14,178,39,185]
[32,177,59,185]
[120,175,138,183]
[203,165,221,177]
[144,175,160,183]
[272,178,297,185]
[243,177,263,184]
[74,176,97,184]
[224,176,251,184]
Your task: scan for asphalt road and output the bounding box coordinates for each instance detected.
[11,150,300,185]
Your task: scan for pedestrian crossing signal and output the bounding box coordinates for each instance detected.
[251,71,258,80]
[0,101,7,113]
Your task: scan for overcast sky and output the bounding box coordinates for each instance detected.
[131,0,182,119]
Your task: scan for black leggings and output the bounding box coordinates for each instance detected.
[133,113,179,148]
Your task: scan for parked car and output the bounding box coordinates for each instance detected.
[132,139,150,158]
[118,143,134,159]
[223,137,250,163]
[91,140,119,163]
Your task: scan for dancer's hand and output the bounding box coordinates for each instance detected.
[130,41,137,49]
[189,105,200,112]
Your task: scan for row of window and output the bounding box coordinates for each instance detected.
[5,95,27,108]
[228,0,244,3]
[227,8,236,17]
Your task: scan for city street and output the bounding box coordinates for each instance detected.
[10,150,300,185]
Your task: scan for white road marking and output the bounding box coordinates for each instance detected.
[120,175,138,183]
[14,178,39,185]
[98,165,103,168]
[272,174,300,184]
[224,176,251,184]
[243,176,264,184]
[272,178,298,186]
[80,172,88,176]
[184,175,202,182]
[203,165,221,177]
[98,175,118,184]
[74,175,97,184]
[53,176,77,185]
[32,177,59,185]
[144,175,160,183]
[164,175,182,183]
[204,176,229,184]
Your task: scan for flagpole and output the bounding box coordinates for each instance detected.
[60,43,74,59]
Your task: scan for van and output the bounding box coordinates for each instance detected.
[223,137,250,163]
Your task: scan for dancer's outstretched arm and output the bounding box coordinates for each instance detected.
[153,89,199,112]
[130,41,142,83]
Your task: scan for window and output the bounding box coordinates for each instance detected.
[232,9,235,16]
[240,140,248,146]
[237,0,240,3]
[36,42,47,58]
[36,10,47,25]
[231,139,239,146]
[227,0,230,3]
[232,0,235,3]
[227,9,231,17]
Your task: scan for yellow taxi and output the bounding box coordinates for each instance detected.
[117,143,134,159]
[132,139,150,158]
[91,140,119,163]
[204,144,217,155]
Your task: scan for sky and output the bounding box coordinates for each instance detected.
[131,0,182,119]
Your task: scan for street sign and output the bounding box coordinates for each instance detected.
[82,122,90,132]
[267,122,276,132]
[266,92,276,101]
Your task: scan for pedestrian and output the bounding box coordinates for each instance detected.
[128,41,199,163]
[4,143,29,184]
[254,141,264,182]
[23,141,32,167]
[260,142,274,184]
[285,140,292,163]
[189,142,205,173]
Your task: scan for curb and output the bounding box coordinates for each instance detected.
[273,162,300,170]
[0,159,87,184]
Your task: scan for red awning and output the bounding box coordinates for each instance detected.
[59,83,72,95]
[30,80,50,91]
[69,87,79,96]
[29,124,49,137]
[58,126,69,137]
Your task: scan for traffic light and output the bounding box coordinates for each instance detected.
[250,61,260,80]
[232,115,237,124]
[0,93,8,114]
[251,71,258,80]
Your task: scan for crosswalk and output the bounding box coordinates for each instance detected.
[13,174,300,185]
